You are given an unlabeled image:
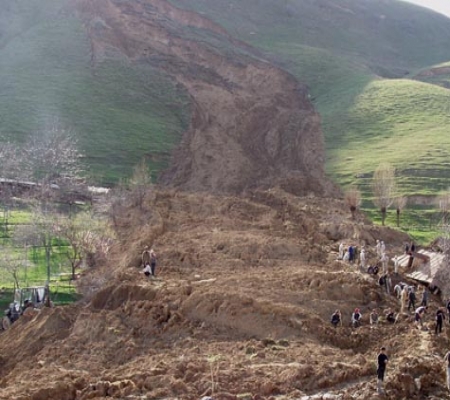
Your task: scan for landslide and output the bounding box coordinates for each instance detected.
[74,0,333,195]
[2,188,449,399]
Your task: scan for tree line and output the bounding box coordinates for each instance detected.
[345,162,449,228]
[0,124,153,292]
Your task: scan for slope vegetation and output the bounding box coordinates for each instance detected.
[0,0,189,184]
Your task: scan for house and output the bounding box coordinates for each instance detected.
[398,249,449,299]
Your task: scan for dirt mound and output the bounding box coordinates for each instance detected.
[1,188,438,399]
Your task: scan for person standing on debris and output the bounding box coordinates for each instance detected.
[343,249,350,263]
[415,305,427,328]
[400,286,409,314]
[142,246,151,266]
[348,245,354,263]
[436,308,446,335]
[408,287,416,312]
[331,309,342,328]
[380,240,386,255]
[149,248,157,276]
[370,309,379,326]
[381,253,389,274]
[444,350,450,392]
[384,273,392,295]
[394,283,404,299]
[420,287,429,307]
[339,243,345,259]
[446,299,450,323]
[352,308,362,328]
[360,248,366,270]
[376,240,381,258]
[405,242,410,254]
[393,255,399,276]
[377,347,388,394]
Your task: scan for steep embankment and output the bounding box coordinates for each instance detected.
[75,0,332,195]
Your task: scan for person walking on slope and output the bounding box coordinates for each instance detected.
[445,350,450,392]
[436,308,446,335]
[377,347,388,394]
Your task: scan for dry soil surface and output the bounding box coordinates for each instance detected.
[1,189,449,400]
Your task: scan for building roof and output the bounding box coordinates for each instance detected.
[400,250,446,287]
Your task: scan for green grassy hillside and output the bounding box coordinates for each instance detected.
[2,0,450,207]
[170,0,450,204]
[0,0,190,184]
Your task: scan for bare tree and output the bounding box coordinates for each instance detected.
[394,196,407,228]
[128,158,153,210]
[57,211,113,277]
[22,123,86,206]
[0,247,26,289]
[106,180,129,231]
[0,140,22,235]
[14,208,57,285]
[372,163,396,226]
[344,186,362,219]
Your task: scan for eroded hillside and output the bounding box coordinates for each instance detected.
[74,0,332,195]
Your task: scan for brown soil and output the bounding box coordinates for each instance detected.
[1,188,448,400]
[74,0,335,196]
[1,2,448,399]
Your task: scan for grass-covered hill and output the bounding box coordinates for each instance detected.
[0,0,190,184]
[2,0,450,201]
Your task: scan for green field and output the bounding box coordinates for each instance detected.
[0,0,190,184]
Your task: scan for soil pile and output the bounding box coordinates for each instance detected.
[1,188,448,399]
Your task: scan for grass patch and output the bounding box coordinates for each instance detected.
[0,0,190,185]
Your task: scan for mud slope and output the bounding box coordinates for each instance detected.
[3,189,445,400]
[75,0,332,195]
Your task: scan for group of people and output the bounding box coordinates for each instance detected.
[330,307,397,329]
[142,246,157,277]
[334,238,450,394]
[338,243,359,264]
